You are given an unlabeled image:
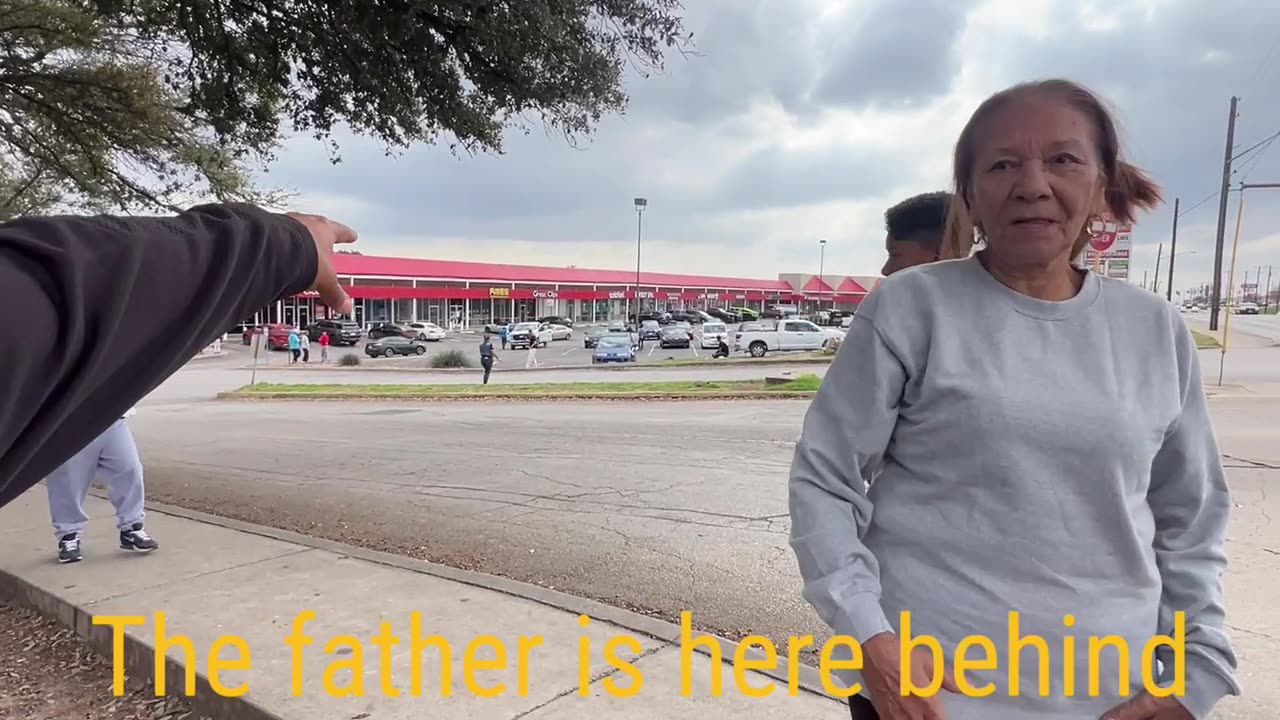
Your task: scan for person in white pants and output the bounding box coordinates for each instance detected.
[45,407,158,563]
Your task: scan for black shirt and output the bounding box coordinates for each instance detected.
[0,203,318,509]
[479,341,494,358]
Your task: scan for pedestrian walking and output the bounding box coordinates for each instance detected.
[287,326,301,363]
[525,342,540,369]
[299,329,310,362]
[318,330,330,363]
[45,407,159,563]
[789,79,1237,720]
[479,334,498,384]
[499,325,508,350]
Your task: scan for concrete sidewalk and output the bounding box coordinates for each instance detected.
[0,490,845,720]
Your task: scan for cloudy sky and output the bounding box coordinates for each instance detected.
[258,0,1280,297]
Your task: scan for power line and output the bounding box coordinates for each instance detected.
[1174,131,1279,220]
[1178,190,1221,218]
[1232,128,1280,163]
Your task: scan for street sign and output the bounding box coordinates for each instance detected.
[1083,214,1133,270]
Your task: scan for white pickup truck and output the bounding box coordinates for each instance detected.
[734,319,832,357]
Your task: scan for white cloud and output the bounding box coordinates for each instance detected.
[257,0,1280,289]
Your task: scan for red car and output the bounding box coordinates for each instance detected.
[242,324,294,350]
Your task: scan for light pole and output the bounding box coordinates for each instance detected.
[631,198,647,322]
[818,239,827,310]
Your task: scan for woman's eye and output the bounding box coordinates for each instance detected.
[1052,153,1082,165]
[988,159,1013,171]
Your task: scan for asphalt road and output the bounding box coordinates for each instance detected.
[127,361,1280,718]
[1184,310,1280,345]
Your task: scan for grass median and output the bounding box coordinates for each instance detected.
[1192,330,1221,349]
[222,374,825,400]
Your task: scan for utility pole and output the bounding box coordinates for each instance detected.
[1209,96,1239,331]
[1256,265,1263,302]
[1143,269,1148,289]
[631,197,647,323]
[1265,266,1273,311]
[1153,242,1163,294]
[818,239,827,310]
[1166,197,1179,302]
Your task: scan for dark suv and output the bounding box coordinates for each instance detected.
[367,322,414,339]
[308,319,362,345]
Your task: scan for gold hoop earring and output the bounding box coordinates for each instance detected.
[1086,214,1107,237]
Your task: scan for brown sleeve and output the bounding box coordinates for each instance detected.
[0,203,318,508]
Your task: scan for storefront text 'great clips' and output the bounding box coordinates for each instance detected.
[245,253,881,330]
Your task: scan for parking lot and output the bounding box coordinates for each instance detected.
[242,325,739,369]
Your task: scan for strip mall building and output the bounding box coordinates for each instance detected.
[255,253,883,330]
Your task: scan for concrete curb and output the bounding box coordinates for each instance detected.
[33,491,842,707]
[0,566,286,720]
[216,390,818,402]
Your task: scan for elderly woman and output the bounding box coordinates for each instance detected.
[789,79,1240,720]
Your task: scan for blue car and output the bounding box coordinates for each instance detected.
[592,335,636,363]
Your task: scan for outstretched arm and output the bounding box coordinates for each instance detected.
[0,203,353,508]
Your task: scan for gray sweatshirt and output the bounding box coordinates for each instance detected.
[788,255,1239,719]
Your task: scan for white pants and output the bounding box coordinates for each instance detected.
[45,419,145,540]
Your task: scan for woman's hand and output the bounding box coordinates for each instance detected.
[1101,692,1194,720]
[862,632,960,720]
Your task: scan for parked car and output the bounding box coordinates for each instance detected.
[668,310,701,324]
[308,318,363,345]
[538,315,575,328]
[639,319,662,341]
[814,310,850,326]
[367,322,414,339]
[1235,302,1260,315]
[607,320,628,334]
[509,321,552,349]
[700,321,729,349]
[659,325,692,349]
[405,321,446,341]
[592,334,636,363]
[546,323,574,341]
[708,307,740,323]
[243,323,294,350]
[762,304,799,320]
[365,336,428,357]
[484,320,512,334]
[734,318,830,358]
[583,326,610,348]
[728,306,760,321]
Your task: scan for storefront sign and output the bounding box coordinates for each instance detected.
[293,285,787,302]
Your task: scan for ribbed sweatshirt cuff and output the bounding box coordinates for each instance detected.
[834,592,894,643]
[1162,655,1239,719]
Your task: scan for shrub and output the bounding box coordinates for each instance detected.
[430,349,472,368]
[337,353,361,366]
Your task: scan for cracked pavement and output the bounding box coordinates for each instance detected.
[119,357,1280,719]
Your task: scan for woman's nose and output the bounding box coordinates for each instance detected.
[1012,160,1053,201]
